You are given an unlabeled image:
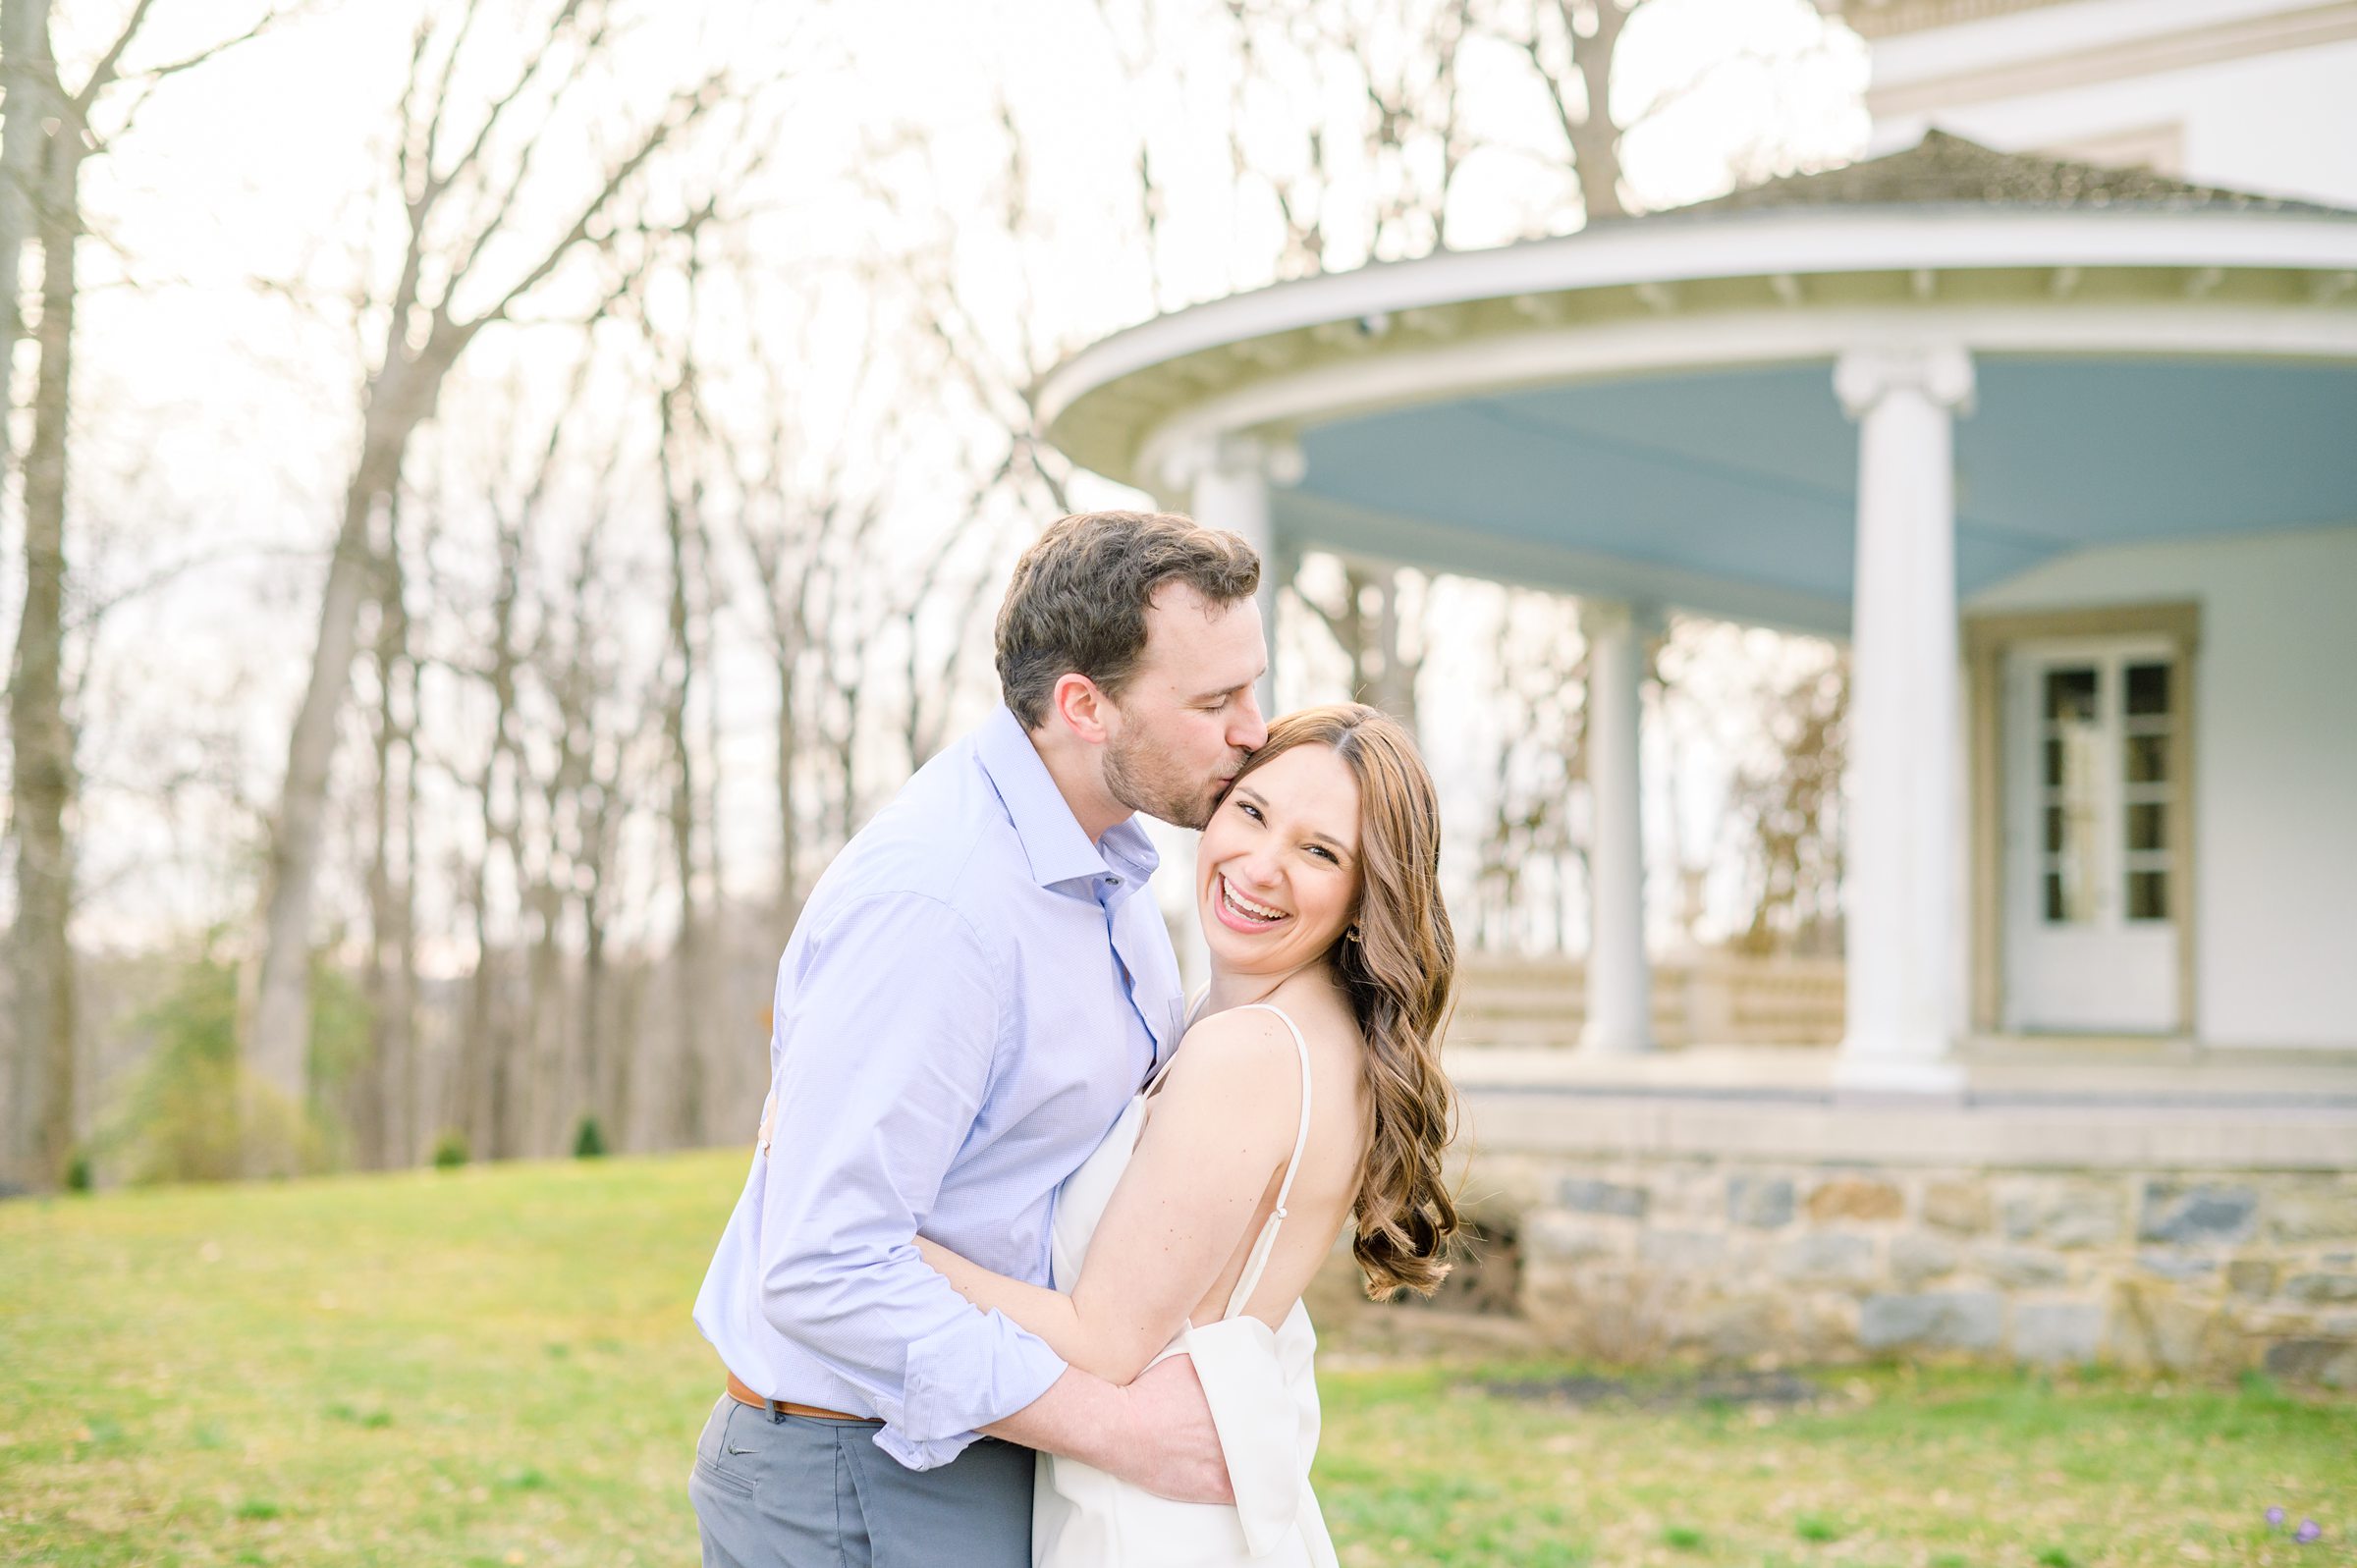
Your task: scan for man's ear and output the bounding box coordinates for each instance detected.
[1051,673,1112,746]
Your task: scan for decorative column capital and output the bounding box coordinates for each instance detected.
[1150,430,1305,496]
[1834,345,1976,420]
[1581,597,1665,640]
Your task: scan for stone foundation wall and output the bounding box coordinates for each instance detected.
[1469,1153,2357,1386]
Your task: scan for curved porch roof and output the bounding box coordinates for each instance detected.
[1039,134,2357,634]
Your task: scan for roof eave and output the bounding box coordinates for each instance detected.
[1040,205,2357,486]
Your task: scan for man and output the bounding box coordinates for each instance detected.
[690,511,1270,1567]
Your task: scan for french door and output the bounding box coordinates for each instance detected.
[2001,637,2183,1034]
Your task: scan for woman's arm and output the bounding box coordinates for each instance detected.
[915,1007,1303,1384]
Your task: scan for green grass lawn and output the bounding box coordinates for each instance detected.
[3,1152,2349,1567]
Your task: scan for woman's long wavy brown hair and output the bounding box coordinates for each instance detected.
[1227,703,1459,1299]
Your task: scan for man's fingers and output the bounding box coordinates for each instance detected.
[1128,1354,1233,1505]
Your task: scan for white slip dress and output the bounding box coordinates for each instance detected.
[1031,1002,1341,1568]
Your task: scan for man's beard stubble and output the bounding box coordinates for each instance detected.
[1102,721,1222,832]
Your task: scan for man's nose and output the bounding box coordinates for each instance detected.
[1230,688,1269,753]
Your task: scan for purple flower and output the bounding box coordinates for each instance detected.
[2295,1519,2322,1544]
[2269,1508,2287,1528]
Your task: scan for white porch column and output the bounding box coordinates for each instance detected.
[1162,432,1301,713]
[1833,345,1974,1096]
[1583,599,1656,1054]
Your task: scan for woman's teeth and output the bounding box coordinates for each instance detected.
[1221,875,1288,923]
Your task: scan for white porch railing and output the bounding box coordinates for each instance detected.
[1448,953,1846,1049]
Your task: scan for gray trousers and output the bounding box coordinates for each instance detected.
[690,1395,1034,1568]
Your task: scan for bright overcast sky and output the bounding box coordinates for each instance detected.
[53,0,1867,952]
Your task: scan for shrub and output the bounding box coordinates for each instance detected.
[105,946,349,1183]
[431,1131,468,1169]
[110,956,247,1183]
[573,1116,606,1159]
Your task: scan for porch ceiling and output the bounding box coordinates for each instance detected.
[1281,355,2357,631]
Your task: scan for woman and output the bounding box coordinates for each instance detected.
[916,703,1459,1566]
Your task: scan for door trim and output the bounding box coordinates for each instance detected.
[1963,603,2202,1038]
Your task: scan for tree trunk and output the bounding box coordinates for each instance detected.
[663,475,704,1148]
[774,643,797,916]
[1370,573,1423,735]
[247,390,412,1131]
[1566,0,1629,221]
[0,0,47,442]
[353,499,417,1168]
[7,103,79,1191]
[583,876,614,1146]
[356,622,395,1167]
[393,669,421,1161]
[524,879,565,1157]
[459,513,525,1160]
[459,830,502,1160]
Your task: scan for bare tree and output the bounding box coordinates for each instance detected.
[4,0,284,1188]
[1727,648,1847,955]
[351,498,418,1168]
[1500,0,1638,221]
[247,0,749,1140]
[526,493,632,1154]
[1292,562,1426,732]
[1471,590,1591,951]
[1079,2,1496,723]
[648,249,712,1149]
[0,0,48,461]
[718,330,896,915]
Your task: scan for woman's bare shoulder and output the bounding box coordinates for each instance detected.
[1164,979,1362,1099]
[1264,973,1364,1056]
[1167,1002,1300,1085]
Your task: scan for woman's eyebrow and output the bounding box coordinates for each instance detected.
[1234,786,1353,855]
[1304,829,1354,858]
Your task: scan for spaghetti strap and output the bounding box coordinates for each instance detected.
[1218,1001,1314,1323]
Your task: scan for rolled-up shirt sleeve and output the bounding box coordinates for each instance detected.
[755,891,1069,1470]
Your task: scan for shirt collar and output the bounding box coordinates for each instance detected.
[976,704,1162,898]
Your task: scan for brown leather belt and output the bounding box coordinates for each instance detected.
[726,1371,878,1424]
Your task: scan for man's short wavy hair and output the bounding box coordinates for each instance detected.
[994,511,1261,730]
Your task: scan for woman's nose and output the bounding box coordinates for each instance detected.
[1233,848,1283,890]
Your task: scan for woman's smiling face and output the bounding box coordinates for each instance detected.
[1196,741,1363,978]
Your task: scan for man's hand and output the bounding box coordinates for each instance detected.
[984,1357,1233,1506]
[1116,1355,1233,1505]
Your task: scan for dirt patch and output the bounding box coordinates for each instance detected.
[1474,1369,1824,1409]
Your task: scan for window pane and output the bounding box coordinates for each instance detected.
[2047,857,2099,923]
[2126,801,2166,852]
[2045,668,2100,723]
[2125,662,2171,717]
[2127,870,2169,921]
[2125,732,2168,784]
[2043,708,2103,924]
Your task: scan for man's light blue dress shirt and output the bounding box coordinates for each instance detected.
[692,704,1185,1471]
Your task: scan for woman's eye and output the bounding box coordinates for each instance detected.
[1235,801,1262,822]
[1307,845,1336,864]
